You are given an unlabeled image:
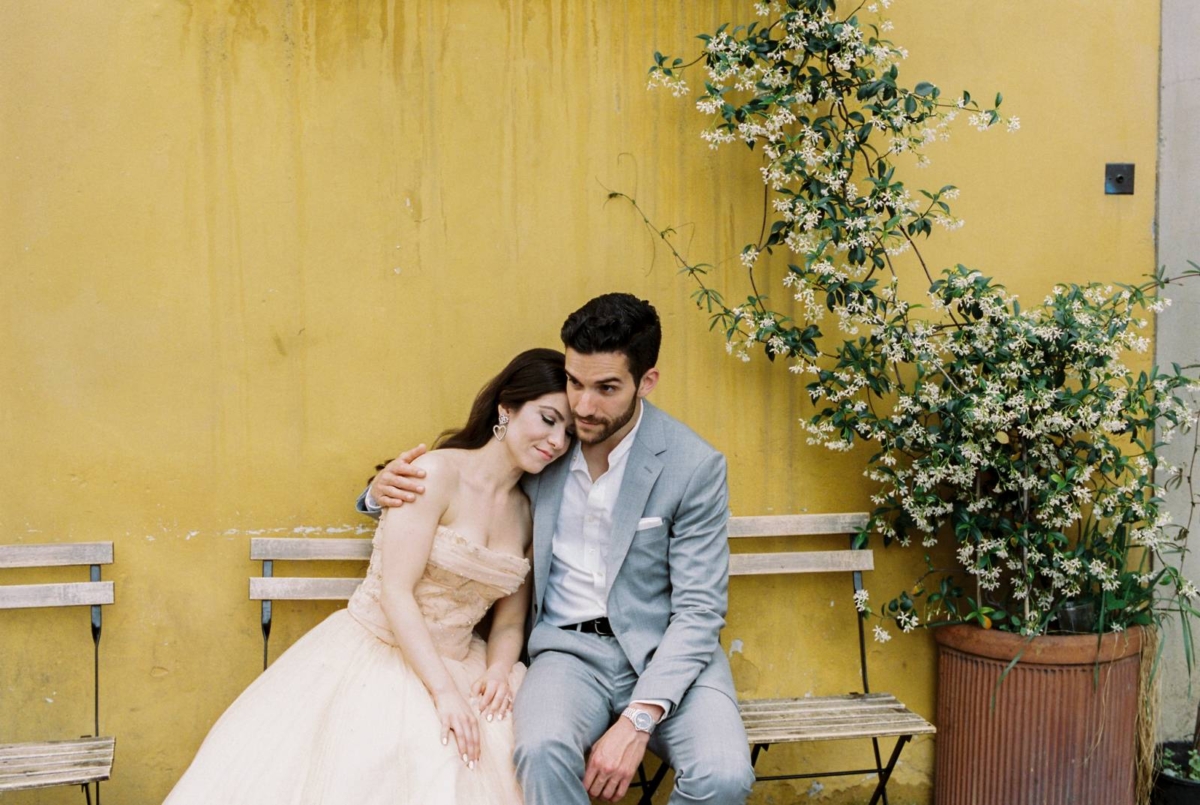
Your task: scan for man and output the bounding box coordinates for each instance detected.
[361,293,754,804]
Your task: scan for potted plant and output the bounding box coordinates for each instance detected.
[629,1,1200,802]
[1156,701,1200,804]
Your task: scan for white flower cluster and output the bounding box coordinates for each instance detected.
[647,68,689,97]
[853,588,869,613]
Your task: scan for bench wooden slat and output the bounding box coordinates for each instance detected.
[250,538,372,561]
[737,695,935,745]
[730,550,873,576]
[738,692,898,711]
[0,768,112,792]
[0,543,113,569]
[746,722,935,743]
[249,577,362,601]
[0,745,113,764]
[728,513,868,538]
[743,709,931,729]
[0,737,114,758]
[0,755,114,774]
[0,738,114,793]
[0,581,114,610]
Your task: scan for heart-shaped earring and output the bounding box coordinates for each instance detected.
[493,413,510,442]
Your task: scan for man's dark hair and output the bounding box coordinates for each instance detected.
[560,293,662,382]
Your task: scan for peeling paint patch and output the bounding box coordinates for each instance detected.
[807,781,824,797]
[203,524,378,538]
[729,638,744,656]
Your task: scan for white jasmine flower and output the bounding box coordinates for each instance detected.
[853,588,869,613]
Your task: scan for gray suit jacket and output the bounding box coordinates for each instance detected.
[522,400,736,709]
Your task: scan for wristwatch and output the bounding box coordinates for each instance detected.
[621,706,657,735]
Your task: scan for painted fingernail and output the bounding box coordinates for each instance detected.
[462,754,469,763]
[441,737,448,745]
[486,714,493,722]
[469,760,475,770]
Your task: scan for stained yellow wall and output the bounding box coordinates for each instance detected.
[0,2,1159,802]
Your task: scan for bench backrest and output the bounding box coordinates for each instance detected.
[250,513,874,675]
[249,537,371,602]
[0,543,115,610]
[249,538,373,669]
[249,512,874,598]
[727,513,875,696]
[728,513,871,576]
[0,542,115,743]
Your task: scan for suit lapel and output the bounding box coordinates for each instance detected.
[605,402,666,587]
[532,451,570,613]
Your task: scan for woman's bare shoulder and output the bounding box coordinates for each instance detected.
[410,450,463,500]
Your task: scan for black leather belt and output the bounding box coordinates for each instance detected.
[560,617,614,637]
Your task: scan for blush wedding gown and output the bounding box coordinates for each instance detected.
[164,524,529,804]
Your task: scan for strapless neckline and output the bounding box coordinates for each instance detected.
[432,524,530,573]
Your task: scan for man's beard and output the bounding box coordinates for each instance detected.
[576,395,638,446]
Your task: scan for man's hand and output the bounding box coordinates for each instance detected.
[583,710,659,802]
[370,445,429,508]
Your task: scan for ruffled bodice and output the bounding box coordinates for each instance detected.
[348,522,530,661]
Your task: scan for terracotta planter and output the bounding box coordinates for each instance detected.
[934,624,1145,805]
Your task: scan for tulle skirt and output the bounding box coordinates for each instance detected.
[164,610,524,804]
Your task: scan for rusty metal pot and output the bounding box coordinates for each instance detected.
[933,624,1144,805]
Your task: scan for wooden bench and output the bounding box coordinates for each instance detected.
[0,543,116,804]
[637,513,935,804]
[249,514,935,805]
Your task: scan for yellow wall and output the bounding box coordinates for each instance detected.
[0,2,1159,802]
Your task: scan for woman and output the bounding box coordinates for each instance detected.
[164,348,572,804]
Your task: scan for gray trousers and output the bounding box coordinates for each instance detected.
[513,624,754,805]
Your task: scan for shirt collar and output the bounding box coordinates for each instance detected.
[568,400,645,473]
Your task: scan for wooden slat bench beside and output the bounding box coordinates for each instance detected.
[732,514,934,804]
[0,542,116,803]
[635,513,935,805]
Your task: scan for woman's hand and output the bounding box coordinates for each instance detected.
[435,689,480,768]
[471,667,515,723]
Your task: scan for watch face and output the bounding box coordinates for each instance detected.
[634,712,653,731]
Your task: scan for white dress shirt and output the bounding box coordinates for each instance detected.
[540,405,644,626]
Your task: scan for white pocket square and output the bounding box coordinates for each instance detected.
[636,517,664,530]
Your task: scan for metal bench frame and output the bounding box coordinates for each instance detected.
[0,542,116,804]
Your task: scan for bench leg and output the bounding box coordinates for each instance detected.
[82,782,92,805]
[867,735,911,805]
[870,736,888,805]
[636,757,671,805]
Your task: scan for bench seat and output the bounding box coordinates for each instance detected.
[740,693,936,744]
[0,737,115,793]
